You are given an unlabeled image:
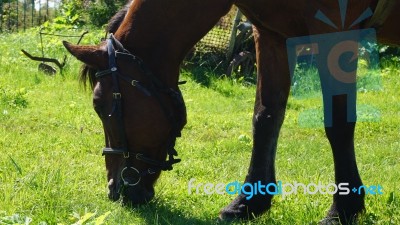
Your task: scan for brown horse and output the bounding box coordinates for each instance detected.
[63,0,399,224]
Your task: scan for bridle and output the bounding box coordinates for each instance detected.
[94,34,186,191]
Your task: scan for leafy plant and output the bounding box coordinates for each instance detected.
[41,0,84,31]
[0,211,111,225]
[0,213,32,225]
[0,87,28,110]
[87,0,120,27]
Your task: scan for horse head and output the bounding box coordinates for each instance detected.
[63,34,186,204]
[62,0,233,205]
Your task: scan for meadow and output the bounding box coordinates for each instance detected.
[0,30,399,224]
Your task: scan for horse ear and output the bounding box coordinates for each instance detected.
[63,41,107,69]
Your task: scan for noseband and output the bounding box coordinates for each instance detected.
[95,34,186,189]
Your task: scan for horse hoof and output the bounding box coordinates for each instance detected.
[318,217,341,225]
[319,215,360,225]
[320,208,362,225]
[219,194,271,221]
[219,202,251,221]
[322,199,364,225]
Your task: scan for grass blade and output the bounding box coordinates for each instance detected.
[8,155,22,175]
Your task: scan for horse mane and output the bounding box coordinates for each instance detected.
[106,2,132,34]
[80,1,132,89]
[79,65,97,89]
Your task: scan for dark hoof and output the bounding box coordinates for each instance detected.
[321,202,364,225]
[219,194,272,221]
[319,215,359,225]
[319,217,341,225]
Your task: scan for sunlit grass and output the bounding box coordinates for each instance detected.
[0,30,399,224]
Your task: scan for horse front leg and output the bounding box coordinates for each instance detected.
[220,27,291,220]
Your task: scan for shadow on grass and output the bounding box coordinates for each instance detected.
[126,200,233,225]
[182,66,213,88]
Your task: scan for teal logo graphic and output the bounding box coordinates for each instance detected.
[286,0,381,127]
[187,179,383,200]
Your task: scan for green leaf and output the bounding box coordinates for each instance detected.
[72,212,96,225]
[94,211,111,225]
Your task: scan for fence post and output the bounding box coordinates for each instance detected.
[226,9,243,61]
[38,0,41,25]
[0,0,3,32]
[23,0,26,31]
[7,1,10,31]
[17,0,19,32]
[31,0,34,27]
[46,0,49,20]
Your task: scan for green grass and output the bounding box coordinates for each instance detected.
[0,30,399,224]
[292,60,383,127]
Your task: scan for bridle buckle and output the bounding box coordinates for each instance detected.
[123,152,130,159]
[113,92,122,99]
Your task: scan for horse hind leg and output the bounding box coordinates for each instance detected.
[220,27,291,220]
[320,95,365,225]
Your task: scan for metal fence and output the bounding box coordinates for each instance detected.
[0,0,61,32]
[197,7,240,52]
[186,6,249,73]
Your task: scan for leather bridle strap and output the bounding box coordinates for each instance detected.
[103,38,130,159]
[95,34,183,180]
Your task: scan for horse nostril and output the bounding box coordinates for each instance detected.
[108,191,120,201]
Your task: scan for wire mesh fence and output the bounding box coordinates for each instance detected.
[196,7,239,52]
[187,7,255,77]
[0,0,61,32]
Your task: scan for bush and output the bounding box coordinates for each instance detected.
[40,0,127,30]
[87,3,117,27]
[87,0,127,28]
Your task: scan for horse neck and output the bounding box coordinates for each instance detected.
[114,0,235,88]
